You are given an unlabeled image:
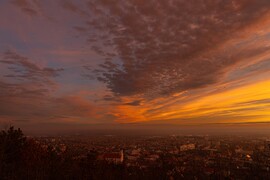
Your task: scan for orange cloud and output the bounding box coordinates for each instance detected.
[111,79,270,125]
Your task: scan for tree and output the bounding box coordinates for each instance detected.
[0,126,26,178]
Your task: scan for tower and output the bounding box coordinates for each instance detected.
[120,149,124,163]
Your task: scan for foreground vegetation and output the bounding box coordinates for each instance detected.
[0,127,167,180]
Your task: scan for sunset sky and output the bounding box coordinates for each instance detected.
[0,0,270,134]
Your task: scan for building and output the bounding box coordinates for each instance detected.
[180,144,195,151]
[98,150,124,164]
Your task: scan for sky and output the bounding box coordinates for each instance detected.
[0,0,270,134]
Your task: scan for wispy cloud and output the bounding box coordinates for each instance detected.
[0,50,63,84]
[11,0,39,16]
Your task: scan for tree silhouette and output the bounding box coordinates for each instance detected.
[0,126,26,178]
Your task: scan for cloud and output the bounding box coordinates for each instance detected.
[0,56,103,125]
[1,0,270,128]
[80,0,270,98]
[0,50,111,125]
[0,88,101,124]
[11,0,39,16]
[109,79,270,124]
[0,51,61,120]
[59,0,87,16]
[102,95,121,102]
[0,50,65,123]
[0,50,63,84]
[237,98,270,106]
[123,100,142,106]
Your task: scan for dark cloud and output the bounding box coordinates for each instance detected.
[11,0,39,16]
[103,95,121,102]
[0,50,65,120]
[73,26,88,33]
[60,0,79,13]
[0,81,49,98]
[0,50,105,124]
[237,99,270,106]
[0,50,63,84]
[0,86,99,123]
[0,48,105,124]
[124,100,142,106]
[0,78,50,122]
[80,0,270,97]
[59,0,87,16]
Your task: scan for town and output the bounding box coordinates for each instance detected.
[33,134,270,179]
